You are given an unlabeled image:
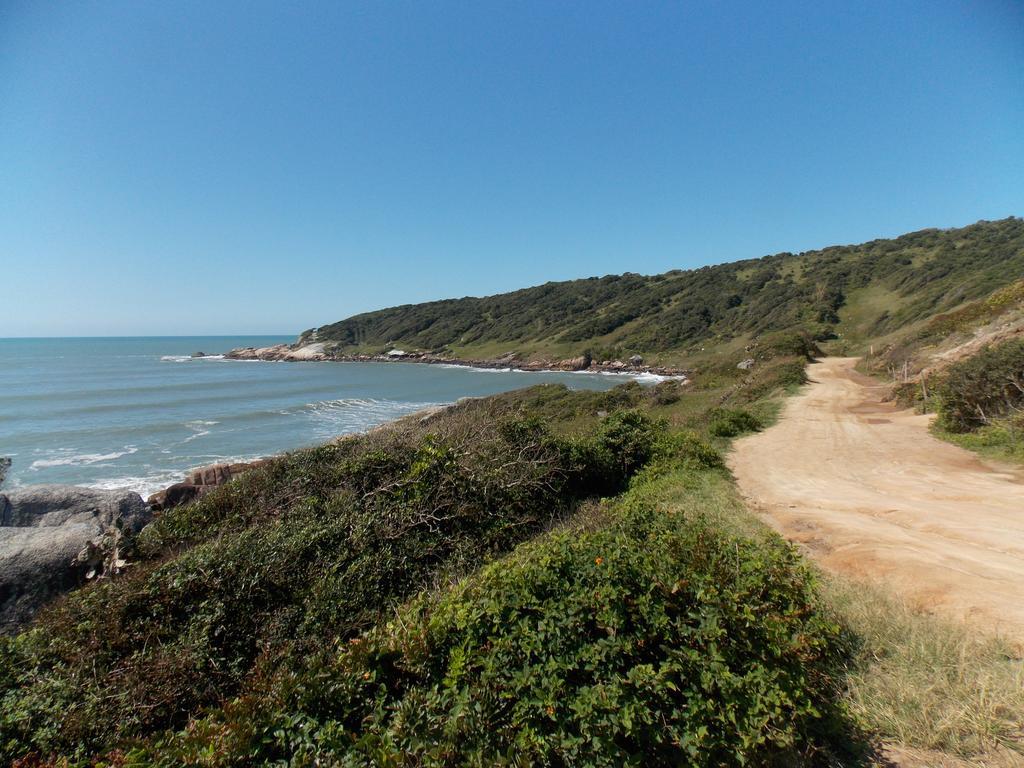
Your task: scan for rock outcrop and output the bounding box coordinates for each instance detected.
[225,343,329,362]
[558,352,592,371]
[147,460,270,511]
[0,457,9,489]
[0,486,152,632]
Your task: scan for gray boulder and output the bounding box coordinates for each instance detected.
[0,485,152,633]
[0,457,9,489]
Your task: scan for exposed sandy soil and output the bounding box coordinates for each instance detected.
[730,357,1024,645]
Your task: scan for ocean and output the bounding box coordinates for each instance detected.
[0,337,651,498]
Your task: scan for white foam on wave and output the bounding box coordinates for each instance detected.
[304,397,443,438]
[570,370,687,384]
[432,363,518,374]
[431,362,682,383]
[84,470,187,498]
[181,419,219,443]
[160,354,226,363]
[84,450,268,498]
[30,446,138,470]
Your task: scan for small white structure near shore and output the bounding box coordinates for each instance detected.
[386,349,407,358]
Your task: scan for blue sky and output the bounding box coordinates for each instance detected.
[2,1,1022,336]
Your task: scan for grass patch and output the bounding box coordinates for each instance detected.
[932,419,1024,465]
[831,580,1024,757]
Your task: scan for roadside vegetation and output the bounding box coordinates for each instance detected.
[932,338,1024,463]
[869,335,1024,465]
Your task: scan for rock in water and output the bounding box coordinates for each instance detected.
[0,485,152,632]
[0,457,9,489]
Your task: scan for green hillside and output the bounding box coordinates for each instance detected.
[305,217,1024,362]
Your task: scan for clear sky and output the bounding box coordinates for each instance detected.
[2,1,1022,337]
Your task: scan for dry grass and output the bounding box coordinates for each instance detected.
[827,579,1024,761]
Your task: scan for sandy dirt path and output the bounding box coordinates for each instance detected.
[729,357,1024,642]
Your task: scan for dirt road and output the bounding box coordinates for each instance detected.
[729,357,1024,641]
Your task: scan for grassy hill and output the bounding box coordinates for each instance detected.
[304,217,1024,364]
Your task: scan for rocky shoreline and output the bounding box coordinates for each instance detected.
[0,350,683,632]
[224,342,690,378]
[0,457,273,632]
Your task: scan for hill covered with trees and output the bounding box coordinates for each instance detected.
[303,217,1024,362]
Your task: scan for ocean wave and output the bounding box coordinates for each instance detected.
[84,470,187,498]
[430,362,679,382]
[432,363,518,373]
[160,354,226,363]
[30,446,138,470]
[83,450,268,498]
[304,397,443,437]
[181,419,220,444]
[570,370,687,383]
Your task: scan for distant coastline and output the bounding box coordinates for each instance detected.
[224,342,691,380]
[0,337,643,497]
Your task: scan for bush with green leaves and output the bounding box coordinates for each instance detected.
[146,502,854,767]
[708,408,763,438]
[0,401,664,762]
[936,339,1024,433]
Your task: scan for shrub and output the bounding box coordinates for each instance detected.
[708,408,763,438]
[936,339,1024,433]
[752,331,820,362]
[142,505,855,767]
[0,406,664,761]
[656,430,725,470]
[733,357,809,403]
[596,410,661,476]
[648,380,684,405]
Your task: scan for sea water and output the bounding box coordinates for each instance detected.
[0,337,646,497]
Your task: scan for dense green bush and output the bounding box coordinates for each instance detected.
[731,357,809,403]
[708,408,763,438]
[0,403,664,762]
[751,331,820,362]
[656,430,725,471]
[147,503,852,766]
[596,410,661,476]
[936,339,1024,433]
[649,379,685,405]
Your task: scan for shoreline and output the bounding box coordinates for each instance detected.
[4,353,687,506]
[222,343,691,380]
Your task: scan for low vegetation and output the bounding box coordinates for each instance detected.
[145,468,856,766]
[871,335,1024,464]
[0,404,662,760]
[0,350,875,766]
[834,580,1024,757]
[936,335,1024,429]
